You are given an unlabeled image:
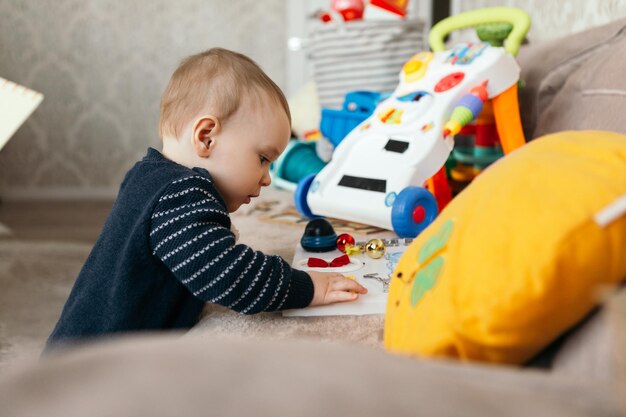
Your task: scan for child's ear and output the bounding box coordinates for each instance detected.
[191,115,221,158]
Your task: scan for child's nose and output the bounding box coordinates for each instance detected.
[261,171,271,187]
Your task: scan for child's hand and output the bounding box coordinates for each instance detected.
[307,271,368,307]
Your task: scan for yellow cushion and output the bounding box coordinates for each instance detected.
[384,131,626,364]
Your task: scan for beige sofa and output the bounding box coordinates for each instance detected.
[1,18,626,417]
[0,289,624,417]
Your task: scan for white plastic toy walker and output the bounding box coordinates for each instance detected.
[295,8,530,237]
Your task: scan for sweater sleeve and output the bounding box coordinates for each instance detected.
[149,175,313,313]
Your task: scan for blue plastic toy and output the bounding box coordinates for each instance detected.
[271,140,327,191]
[320,91,383,146]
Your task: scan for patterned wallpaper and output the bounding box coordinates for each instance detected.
[1,0,625,199]
[0,0,286,199]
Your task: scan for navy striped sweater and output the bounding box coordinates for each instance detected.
[47,148,313,347]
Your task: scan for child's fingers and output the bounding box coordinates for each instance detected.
[327,291,359,303]
[331,276,368,294]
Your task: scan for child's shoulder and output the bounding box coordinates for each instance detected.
[125,148,201,186]
[116,148,229,213]
[117,149,204,197]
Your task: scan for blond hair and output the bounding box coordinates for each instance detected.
[159,48,290,139]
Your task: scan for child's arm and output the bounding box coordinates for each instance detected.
[150,174,314,314]
[307,271,368,306]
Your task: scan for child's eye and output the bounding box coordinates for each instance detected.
[259,155,270,165]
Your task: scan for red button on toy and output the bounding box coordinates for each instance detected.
[434,72,465,92]
[412,206,426,223]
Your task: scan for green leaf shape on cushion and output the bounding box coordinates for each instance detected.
[409,220,454,306]
[411,256,444,306]
[418,220,454,264]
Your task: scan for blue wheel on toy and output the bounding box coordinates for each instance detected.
[391,186,438,238]
[295,173,318,219]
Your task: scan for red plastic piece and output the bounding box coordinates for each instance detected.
[332,0,364,21]
[307,254,351,268]
[336,233,356,253]
[412,206,426,223]
[434,72,465,93]
[475,123,499,147]
[459,125,475,135]
[320,12,333,22]
[426,166,452,211]
[369,0,408,16]
[469,81,489,102]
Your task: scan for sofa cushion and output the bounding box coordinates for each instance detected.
[384,130,626,364]
[0,333,620,417]
[518,18,626,139]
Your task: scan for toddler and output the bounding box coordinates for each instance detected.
[46,48,366,348]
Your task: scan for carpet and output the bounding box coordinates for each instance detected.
[0,240,92,370]
[0,222,11,237]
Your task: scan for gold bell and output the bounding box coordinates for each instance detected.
[365,238,386,259]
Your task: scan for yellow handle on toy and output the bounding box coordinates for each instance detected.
[429,7,530,56]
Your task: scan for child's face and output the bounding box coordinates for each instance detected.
[205,97,290,212]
